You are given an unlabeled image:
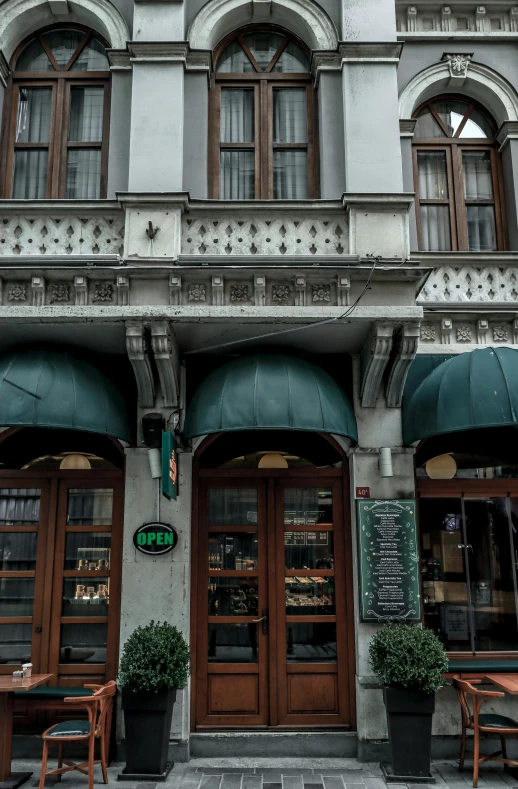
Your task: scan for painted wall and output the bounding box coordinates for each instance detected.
[184,73,209,199]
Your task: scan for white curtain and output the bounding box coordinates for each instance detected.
[220,89,254,198]
[273,88,306,143]
[463,152,496,251]
[13,88,51,198]
[417,151,452,251]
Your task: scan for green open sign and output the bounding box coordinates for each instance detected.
[133,522,178,556]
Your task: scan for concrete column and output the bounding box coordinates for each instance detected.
[499,131,518,250]
[107,54,132,197]
[119,447,192,756]
[184,72,209,198]
[318,72,346,199]
[400,120,418,252]
[127,2,186,192]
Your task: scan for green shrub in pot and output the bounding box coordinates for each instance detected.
[369,625,448,779]
[119,621,190,778]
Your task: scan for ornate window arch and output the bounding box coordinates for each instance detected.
[412,95,506,252]
[1,24,111,199]
[211,25,318,199]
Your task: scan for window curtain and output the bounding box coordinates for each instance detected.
[220,89,254,199]
[463,152,496,251]
[66,87,103,199]
[13,88,51,198]
[417,151,452,251]
[273,89,308,199]
[67,489,112,526]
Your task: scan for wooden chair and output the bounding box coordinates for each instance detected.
[38,681,116,789]
[454,677,518,787]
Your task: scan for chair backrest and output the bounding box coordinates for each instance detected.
[454,678,475,727]
[65,681,116,738]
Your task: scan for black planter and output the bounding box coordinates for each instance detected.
[121,687,177,777]
[384,686,435,779]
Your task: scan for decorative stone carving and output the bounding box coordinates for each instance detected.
[419,266,518,303]
[93,283,113,303]
[151,322,180,408]
[441,318,453,344]
[117,275,130,307]
[8,284,26,301]
[230,284,250,303]
[212,277,223,306]
[254,277,266,306]
[50,283,70,303]
[338,277,350,307]
[386,323,420,408]
[0,213,124,256]
[456,325,472,342]
[74,276,87,306]
[272,284,291,303]
[170,275,181,306]
[443,53,472,79]
[188,283,206,302]
[312,284,331,302]
[513,319,518,344]
[361,323,394,408]
[477,319,489,344]
[493,325,509,342]
[31,277,45,307]
[126,323,155,408]
[420,324,436,341]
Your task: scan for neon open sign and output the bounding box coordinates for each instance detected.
[133,522,178,556]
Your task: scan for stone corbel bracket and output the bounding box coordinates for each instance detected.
[385,322,420,408]
[360,322,394,408]
[126,322,155,408]
[150,322,180,408]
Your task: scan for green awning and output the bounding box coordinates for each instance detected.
[403,347,518,445]
[183,353,358,441]
[0,348,130,442]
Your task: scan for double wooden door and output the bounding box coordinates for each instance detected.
[0,471,123,724]
[193,471,354,729]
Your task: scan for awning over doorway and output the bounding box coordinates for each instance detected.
[0,348,131,442]
[403,347,518,445]
[183,353,358,441]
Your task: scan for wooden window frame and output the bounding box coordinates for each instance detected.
[0,24,111,199]
[412,96,507,251]
[210,25,319,200]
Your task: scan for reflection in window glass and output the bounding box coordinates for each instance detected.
[420,497,518,652]
[209,489,258,526]
[273,42,310,73]
[285,576,335,614]
[62,577,109,616]
[66,150,101,199]
[0,490,40,526]
[220,89,254,143]
[70,38,109,71]
[16,88,52,142]
[16,39,53,71]
[69,87,104,142]
[42,30,84,68]
[466,205,497,252]
[242,32,283,70]
[286,622,337,662]
[217,40,254,73]
[60,623,107,663]
[208,623,258,662]
[273,151,307,199]
[284,489,332,525]
[419,205,452,252]
[208,577,259,617]
[209,532,258,570]
[64,532,111,570]
[0,578,35,616]
[0,624,32,663]
[67,489,113,525]
[0,533,38,571]
[220,151,254,199]
[285,531,334,569]
[273,89,306,143]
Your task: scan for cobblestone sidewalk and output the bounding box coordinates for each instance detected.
[11,758,518,789]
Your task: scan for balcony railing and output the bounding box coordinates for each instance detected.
[415,253,518,303]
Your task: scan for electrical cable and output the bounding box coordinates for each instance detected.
[184,257,380,355]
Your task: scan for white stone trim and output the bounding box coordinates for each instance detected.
[399,60,518,125]
[188,0,338,51]
[0,0,129,57]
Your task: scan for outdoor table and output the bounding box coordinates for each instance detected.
[485,674,518,694]
[0,675,53,789]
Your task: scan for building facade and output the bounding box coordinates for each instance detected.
[0,0,518,762]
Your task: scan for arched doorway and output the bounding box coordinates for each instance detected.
[191,430,355,730]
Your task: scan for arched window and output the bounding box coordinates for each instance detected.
[211,27,317,199]
[2,25,110,199]
[412,96,505,252]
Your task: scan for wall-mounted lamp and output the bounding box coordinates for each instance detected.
[379,447,393,478]
[148,448,162,479]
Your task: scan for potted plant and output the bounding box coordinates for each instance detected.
[118,621,190,779]
[369,625,448,781]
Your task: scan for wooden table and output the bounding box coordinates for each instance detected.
[485,674,518,694]
[0,675,53,789]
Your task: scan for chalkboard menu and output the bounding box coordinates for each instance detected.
[357,499,421,623]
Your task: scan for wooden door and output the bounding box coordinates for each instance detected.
[194,470,354,729]
[0,472,123,727]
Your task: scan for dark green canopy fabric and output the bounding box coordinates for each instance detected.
[403,347,518,445]
[183,353,358,441]
[402,354,453,410]
[0,348,130,442]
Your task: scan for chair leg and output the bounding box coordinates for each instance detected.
[473,727,480,789]
[100,735,108,784]
[501,736,508,770]
[88,738,95,789]
[39,740,48,789]
[57,743,63,782]
[459,724,466,771]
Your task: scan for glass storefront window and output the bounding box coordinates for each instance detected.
[60,623,107,663]
[285,576,335,615]
[0,578,35,616]
[209,489,258,526]
[284,488,333,524]
[0,624,32,663]
[209,532,258,570]
[208,577,259,617]
[67,488,113,525]
[0,489,40,525]
[64,532,111,570]
[0,533,37,570]
[62,576,109,615]
[285,531,334,569]
[420,496,518,652]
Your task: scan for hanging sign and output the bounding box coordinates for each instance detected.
[133,522,178,555]
[357,499,421,623]
[162,430,178,500]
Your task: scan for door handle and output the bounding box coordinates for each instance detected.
[253,609,268,635]
[35,626,42,633]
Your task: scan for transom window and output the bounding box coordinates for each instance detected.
[211,28,318,200]
[412,97,505,252]
[2,26,110,199]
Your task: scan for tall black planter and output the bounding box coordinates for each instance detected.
[383,687,435,779]
[121,687,177,778]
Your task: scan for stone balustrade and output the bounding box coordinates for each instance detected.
[416,254,518,303]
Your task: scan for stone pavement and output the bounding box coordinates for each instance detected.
[11,758,518,789]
